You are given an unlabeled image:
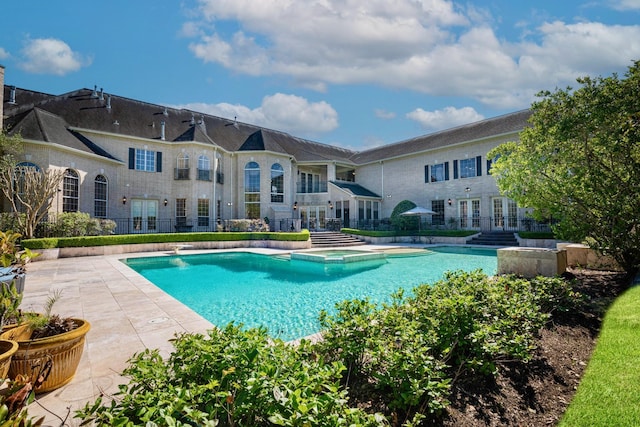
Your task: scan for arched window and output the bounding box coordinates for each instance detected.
[197,155,211,181]
[270,163,284,203]
[63,169,79,212]
[94,175,108,218]
[175,153,190,180]
[244,161,260,219]
[13,162,41,212]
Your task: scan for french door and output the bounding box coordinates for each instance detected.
[300,206,327,231]
[131,199,158,233]
[492,197,518,230]
[459,199,481,229]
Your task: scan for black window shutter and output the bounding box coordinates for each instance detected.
[425,165,430,183]
[476,155,482,176]
[453,160,458,179]
[487,159,493,175]
[444,162,449,181]
[128,148,135,169]
[156,152,162,172]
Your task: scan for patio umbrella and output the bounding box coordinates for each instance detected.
[400,206,436,233]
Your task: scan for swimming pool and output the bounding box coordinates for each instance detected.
[124,246,497,341]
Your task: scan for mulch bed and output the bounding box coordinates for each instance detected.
[442,268,630,426]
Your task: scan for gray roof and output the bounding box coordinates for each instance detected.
[3,85,531,165]
[331,181,381,198]
[6,108,120,161]
[348,109,532,164]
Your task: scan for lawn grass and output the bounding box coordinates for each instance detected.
[560,282,640,426]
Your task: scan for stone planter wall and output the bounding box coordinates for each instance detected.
[497,247,568,278]
[557,243,622,271]
[515,236,560,249]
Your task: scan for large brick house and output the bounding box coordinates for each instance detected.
[1,65,532,234]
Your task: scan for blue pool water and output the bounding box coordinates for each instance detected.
[124,246,496,341]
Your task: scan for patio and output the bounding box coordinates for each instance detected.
[18,252,215,425]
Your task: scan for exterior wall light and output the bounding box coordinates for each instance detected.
[122,196,127,205]
[164,198,168,206]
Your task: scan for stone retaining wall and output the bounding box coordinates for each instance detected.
[497,247,568,278]
[32,239,312,260]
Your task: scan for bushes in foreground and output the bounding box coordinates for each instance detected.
[76,271,580,426]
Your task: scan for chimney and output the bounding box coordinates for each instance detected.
[0,65,4,131]
[160,120,166,141]
[106,94,112,110]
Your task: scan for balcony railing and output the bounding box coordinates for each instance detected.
[296,180,328,193]
[174,168,190,180]
[197,169,211,181]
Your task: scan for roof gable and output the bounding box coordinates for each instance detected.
[331,181,381,198]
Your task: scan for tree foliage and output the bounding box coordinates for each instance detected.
[0,133,64,238]
[390,200,417,231]
[489,61,640,274]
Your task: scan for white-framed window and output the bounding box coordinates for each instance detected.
[136,149,156,171]
[198,155,211,181]
[244,161,260,219]
[176,198,187,225]
[271,163,284,203]
[94,175,108,218]
[459,158,476,178]
[453,156,482,179]
[198,198,210,227]
[129,148,161,172]
[63,169,79,212]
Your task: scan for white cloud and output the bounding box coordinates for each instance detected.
[609,0,640,10]
[19,38,90,76]
[375,109,396,120]
[185,0,640,110]
[0,47,9,60]
[175,93,338,135]
[406,106,484,131]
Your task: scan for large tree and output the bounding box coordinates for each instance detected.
[489,61,640,275]
[0,133,64,238]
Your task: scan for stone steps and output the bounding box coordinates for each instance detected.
[310,232,365,247]
[467,232,519,246]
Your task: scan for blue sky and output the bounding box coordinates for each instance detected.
[2,0,640,150]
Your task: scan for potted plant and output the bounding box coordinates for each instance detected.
[0,230,38,294]
[0,290,90,393]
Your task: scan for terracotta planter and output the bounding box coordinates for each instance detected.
[0,339,19,379]
[0,318,90,392]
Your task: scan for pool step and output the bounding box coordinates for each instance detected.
[310,232,365,247]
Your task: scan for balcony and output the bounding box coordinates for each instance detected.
[296,180,328,193]
[197,169,211,181]
[174,168,190,180]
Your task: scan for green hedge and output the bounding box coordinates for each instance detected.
[21,230,310,249]
[518,232,556,239]
[342,228,477,238]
